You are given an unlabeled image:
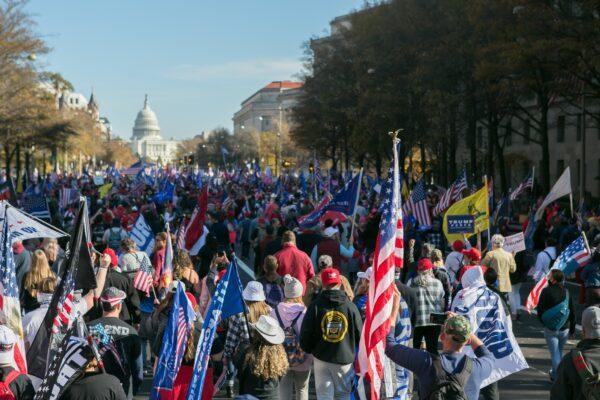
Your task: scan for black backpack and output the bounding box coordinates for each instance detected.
[427,354,473,400]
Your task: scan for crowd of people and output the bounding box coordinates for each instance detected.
[0,167,599,399]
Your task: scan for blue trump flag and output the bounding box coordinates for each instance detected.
[151,282,196,399]
[324,169,363,215]
[153,180,175,204]
[186,259,246,400]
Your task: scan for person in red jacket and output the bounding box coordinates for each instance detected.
[274,231,315,293]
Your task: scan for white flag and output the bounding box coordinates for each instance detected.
[535,167,571,221]
[0,201,66,241]
[452,285,528,387]
[129,215,155,256]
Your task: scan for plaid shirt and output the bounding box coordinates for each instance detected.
[410,277,444,327]
[223,312,250,359]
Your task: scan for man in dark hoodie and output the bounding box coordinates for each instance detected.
[300,267,362,399]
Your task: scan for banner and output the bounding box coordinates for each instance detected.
[0,201,66,241]
[324,170,362,215]
[534,167,571,222]
[130,215,155,256]
[503,232,525,254]
[446,215,474,234]
[186,259,246,400]
[297,195,330,229]
[452,286,528,386]
[443,185,489,243]
[93,176,105,186]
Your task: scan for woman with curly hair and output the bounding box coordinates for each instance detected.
[234,314,288,399]
[173,249,201,296]
[21,250,55,312]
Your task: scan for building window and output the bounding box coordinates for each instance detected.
[477,126,483,148]
[523,119,530,144]
[557,115,565,142]
[576,159,581,186]
[505,120,512,146]
[556,159,565,176]
[260,116,271,132]
[576,114,582,141]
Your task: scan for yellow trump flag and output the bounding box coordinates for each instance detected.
[442,185,489,243]
[98,183,113,198]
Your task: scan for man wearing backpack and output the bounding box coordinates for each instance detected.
[386,289,494,400]
[258,255,284,308]
[103,219,128,252]
[271,274,312,400]
[551,306,600,399]
[0,325,34,400]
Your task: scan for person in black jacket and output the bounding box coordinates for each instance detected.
[88,287,143,397]
[87,248,140,326]
[58,357,126,400]
[431,249,452,311]
[536,269,576,381]
[300,267,361,400]
[0,326,34,400]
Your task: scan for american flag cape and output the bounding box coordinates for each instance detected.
[509,171,534,201]
[150,282,195,399]
[526,234,591,311]
[0,217,27,373]
[432,169,467,216]
[403,179,431,228]
[357,138,403,399]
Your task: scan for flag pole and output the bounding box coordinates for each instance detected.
[349,168,364,242]
[484,175,491,245]
[531,166,536,197]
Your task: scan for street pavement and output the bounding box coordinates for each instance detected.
[134,279,582,399]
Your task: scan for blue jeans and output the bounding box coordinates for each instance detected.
[543,328,569,379]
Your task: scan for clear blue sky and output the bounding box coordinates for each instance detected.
[27,1,365,140]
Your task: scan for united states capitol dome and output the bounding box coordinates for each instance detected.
[132,94,161,140]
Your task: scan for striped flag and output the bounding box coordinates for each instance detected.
[432,170,467,216]
[357,138,403,399]
[526,234,591,311]
[59,188,79,210]
[509,171,534,201]
[404,179,431,228]
[133,254,154,295]
[21,193,51,220]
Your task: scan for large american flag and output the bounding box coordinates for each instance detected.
[0,220,27,372]
[133,254,154,295]
[51,270,75,334]
[526,234,591,311]
[509,171,534,201]
[403,179,431,228]
[432,170,467,216]
[357,138,403,399]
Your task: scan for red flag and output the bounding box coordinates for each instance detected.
[185,186,208,250]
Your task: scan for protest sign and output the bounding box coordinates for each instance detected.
[504,232,526,254]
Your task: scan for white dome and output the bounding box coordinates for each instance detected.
[132,95,161,140]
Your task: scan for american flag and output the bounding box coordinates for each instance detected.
[0,220,27,372]
[404,179,431,228]
[51,271,75,335]
[175,220,187,250]
[357,138,403,399]
[59,188,79,210]
[526,234,591,311]
[432,170,467,216]
[509,171,534,201]
[133,254,154,295]
[21,193,50,220]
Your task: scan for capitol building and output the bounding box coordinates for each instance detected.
[130,95,178,164]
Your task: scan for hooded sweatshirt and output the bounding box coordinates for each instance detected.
[300,289,361,365]
[270,302,313,371]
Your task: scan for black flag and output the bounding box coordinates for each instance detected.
[26,200,97,378]
[33,324,95,400]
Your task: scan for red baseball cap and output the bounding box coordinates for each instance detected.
[417,258,433,272]
[452,240,465,252]
[321,268,341,286]
[185,292,198,309]
[461,248,481,262]
[103,248,118,267]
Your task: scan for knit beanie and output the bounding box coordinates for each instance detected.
[283,274,303,298]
